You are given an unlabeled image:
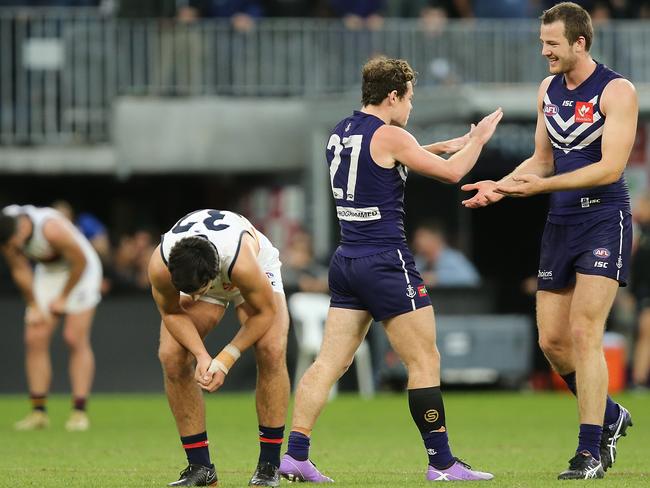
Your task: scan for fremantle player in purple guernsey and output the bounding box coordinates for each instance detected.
[462,2,636,480]
[278,57,502,482]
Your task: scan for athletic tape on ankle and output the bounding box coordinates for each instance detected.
[207,344,241,375]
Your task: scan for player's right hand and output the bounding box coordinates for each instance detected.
[469,108,503,145]
[198,369,226,393]
[195,354,214,387]
[25,304,48,326]
[461,180,504,208]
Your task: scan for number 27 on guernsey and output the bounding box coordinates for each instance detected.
[327,134,363,202]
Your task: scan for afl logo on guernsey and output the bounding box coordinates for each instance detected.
[544,103,559,117]
[575,102,594,123]
[593,248,611,258]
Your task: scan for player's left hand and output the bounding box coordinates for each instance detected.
[49,295,67,316]
[495,174,547,197]
[444,124,476,154]
[197,368,226,393]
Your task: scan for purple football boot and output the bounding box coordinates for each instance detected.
[426,459,494,481]
[279,454,334,483]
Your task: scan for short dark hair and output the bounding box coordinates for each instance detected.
[361,57,416,106]
[0,214,17,246]
[540,2,593,51]
[168,237,219,294]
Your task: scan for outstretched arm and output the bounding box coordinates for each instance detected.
[462,77,555,207]
[497,78,637,197]
[423,124,476,155]
[373,108,502,183]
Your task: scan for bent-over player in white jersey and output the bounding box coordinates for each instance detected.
[0,205,102,432]
[148,209,289,487]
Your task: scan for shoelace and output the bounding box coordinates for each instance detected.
[568,454,589,470]
[453,458,472,470]
[257,463,276,477]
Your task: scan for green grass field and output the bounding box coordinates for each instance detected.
[0,392,648,487]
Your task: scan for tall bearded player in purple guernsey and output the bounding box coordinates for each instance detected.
[278,56,503,482]
[462,2,635,480]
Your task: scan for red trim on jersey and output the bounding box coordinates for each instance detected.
[259,437,284,444]
[183,440,209,449]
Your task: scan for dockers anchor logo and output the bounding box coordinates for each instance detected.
[406,284,416,298]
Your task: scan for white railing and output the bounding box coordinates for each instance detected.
[1,8,648,144]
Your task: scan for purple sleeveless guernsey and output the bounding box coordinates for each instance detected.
[543,62,630,223]
[326,111,408,257]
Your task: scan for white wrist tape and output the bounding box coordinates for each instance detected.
[224,344,241,360]
[208,358,229,375]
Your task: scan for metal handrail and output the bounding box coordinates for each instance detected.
[1,9,648,144]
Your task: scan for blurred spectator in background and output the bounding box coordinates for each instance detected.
[412,220,481,287]
[109,229,155,292]
[453,0,532,18]
[52,200,111,265]
[194,0,265,31]
[265,0,317,17]
[329,0,384,30]
[117,0,176,18]
[383,0,429,17]
[280,229,328,294]
[117,0,202,94]
[631,193,650,389]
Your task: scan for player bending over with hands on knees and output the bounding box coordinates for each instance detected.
[0,204,102,432]
[149,209,290,487]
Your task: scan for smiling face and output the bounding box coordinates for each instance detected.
[540,20,580,75]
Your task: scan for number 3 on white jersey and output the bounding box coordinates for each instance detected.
[327,134,362,202]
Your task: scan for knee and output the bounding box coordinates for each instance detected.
[538,333,569,359]
[24,326,51,350]
[312,356,352,380]
[570,320,600,351]
[256,340,287,371]
[62,329,89,350]
[158,346,193,382]
[402,347,439,376]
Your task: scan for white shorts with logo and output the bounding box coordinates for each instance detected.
[33,252,103,315]
[196,232,284,308]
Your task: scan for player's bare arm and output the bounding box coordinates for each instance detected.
[1,245,45,325]
[372,108,502,183]
[197,233,276,393]
[496,78,637,198]
[228,233,277,353]
[463,77,555,207]
[148,246,212,363]
[42,218,88,315]
[423,124,476,155]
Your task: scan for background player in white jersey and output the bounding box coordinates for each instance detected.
[0,205,102,431]
[148,209,289,487]
[462,2,636,480]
